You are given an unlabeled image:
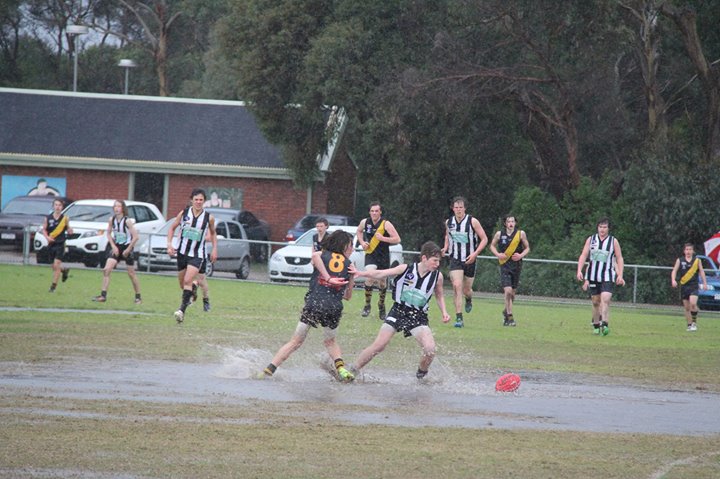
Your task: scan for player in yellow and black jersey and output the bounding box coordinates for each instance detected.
[41,198,73,292]
[260,230,356,382]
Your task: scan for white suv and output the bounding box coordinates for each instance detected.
[34,199,165,267]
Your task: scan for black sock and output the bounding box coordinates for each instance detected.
[691,311,698,321]
[334,358,345,371]
[364,286,372,306]
[378,288,387,309]
[101,291,107,298]
[180,289,192,312]
[50,283,57,290]
[416,369,428,379]
[456,313,463,321]
[135,293,141,299]
[263,363,277,376]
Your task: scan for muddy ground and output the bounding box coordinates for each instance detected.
[2,349,718,436]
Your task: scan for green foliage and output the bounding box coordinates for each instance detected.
[77,44,129,94]
[617,148,720,263]
[5,0,720,293]
[3,35,61,89]
[509,186,565,257]
[216,0,335,185]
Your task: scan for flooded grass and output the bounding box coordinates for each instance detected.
[1,264,719,477]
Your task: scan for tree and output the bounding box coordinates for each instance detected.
[113,0,181,96]
[618,0,669,146]
[0,0,23,83]
[660,1,720,162]
[217,0,335,184]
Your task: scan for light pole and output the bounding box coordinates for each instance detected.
[118,59,138,95]
[67,24,89,92]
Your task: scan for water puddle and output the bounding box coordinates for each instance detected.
[1,349,718,435]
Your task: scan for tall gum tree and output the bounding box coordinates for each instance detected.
[660,2,720,162]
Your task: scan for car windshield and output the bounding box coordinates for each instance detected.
[2,198,56,215]
[158,219,175,234]
[293,228,359,247]
[64,204,113,222]
[294,215,323,230]
[207,208,238,221]
[294,228,318,246]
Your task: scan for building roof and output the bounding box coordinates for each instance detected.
[0,88,290,179]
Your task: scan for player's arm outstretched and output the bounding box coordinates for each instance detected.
[311,251,349,288]
[354,262,407,281]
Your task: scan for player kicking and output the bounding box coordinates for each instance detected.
[350,241,450,379]
[260,230,356,381]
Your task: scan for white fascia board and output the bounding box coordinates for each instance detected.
[0,153,292,180]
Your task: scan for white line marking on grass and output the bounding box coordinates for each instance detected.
[0,306,153,316]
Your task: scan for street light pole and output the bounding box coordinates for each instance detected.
[67,24,89,92]
[118,59,138,95]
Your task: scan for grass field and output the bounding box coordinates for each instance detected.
[1,263,719,478]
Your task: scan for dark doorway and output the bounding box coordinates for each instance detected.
[134,173,164,211]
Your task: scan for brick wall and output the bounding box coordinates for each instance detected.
[0,165,129,202]
[167,175,320,241]
[1,164,356,242]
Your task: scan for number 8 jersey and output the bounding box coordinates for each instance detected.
[306,250,351,311]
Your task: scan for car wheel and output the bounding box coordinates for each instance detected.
[206,261,214,277]
[236,257,251,280]
[83,255,100,268]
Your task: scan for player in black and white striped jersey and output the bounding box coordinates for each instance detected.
[92,200,142,304]
[576,218,625,335]
[166,188,218,323]
[441,196,488,328]
[350,241,451,380]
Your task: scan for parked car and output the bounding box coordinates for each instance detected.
[205,208,271,262]
[270,225,404,282]
[284,214,357,242]
[696,255,720,311]
[34,199,165,267]
[136,218,252,279]
[0,195,73,250]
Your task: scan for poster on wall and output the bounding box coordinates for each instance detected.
[1,175,67,210]
[202,187,243,210]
